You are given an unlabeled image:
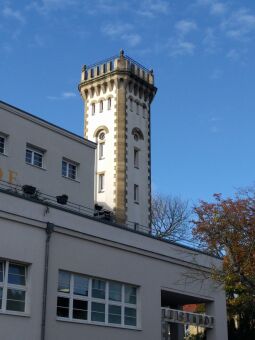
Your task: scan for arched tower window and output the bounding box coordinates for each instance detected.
[107,97,111,110]
[98,131,105,159]
[132,127,144,141]
[99,100,103,113]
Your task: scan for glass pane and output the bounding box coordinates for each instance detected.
[62,161,67,177]
[0,137,4,153]
[8,263,26,285]
[91,302,105,322]
[92,279,105,299]
[125,285,137,304]
[73,299,88,320]
[57,297,69,318]
[108,305,121,324]
[7,289,25,312]
[25,149,32,163]
[68,164,76,180]
[73,275,89,296]
[33,152,42,167]
[58,271,70,293]
[0,287,2,309]
[0,262,3,282]
[125,307,136,326]
[109,282,122,301]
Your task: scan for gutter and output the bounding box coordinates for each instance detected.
[41,222,55,340]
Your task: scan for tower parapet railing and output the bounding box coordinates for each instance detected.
[80,50,154,85]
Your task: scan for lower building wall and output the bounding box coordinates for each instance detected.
[0,213,228,340]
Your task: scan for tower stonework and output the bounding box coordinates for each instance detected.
[79,51,157,232]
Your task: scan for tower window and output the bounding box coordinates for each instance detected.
[134,148,139,168]
[99,100,103,113]
[109,61,113,71]
[90,69,94,78]
[92,103,95,115]
[97,66,100,76]
[99,142,105,159]
[130,98,133,111]
[136,102,139,115]
[134,184,139,203]
[103,64,107,73]
[107,97,111,110]
[98,173,105,192]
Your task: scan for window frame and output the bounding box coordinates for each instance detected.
[98,173,105,192]
[107,97,111,110]
[0,134,7,155]
[134,148,139,169]
[62,159,78,181]
[56,271,139,329]
[92,103,96,115]
[99,100,103,113]
[0,260,29,316]
[25,145,44,169]
[134,184,139,204]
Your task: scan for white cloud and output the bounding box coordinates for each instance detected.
[47,92,76,100]
[221,8,255,40]
[101,23,141,47]
[168,40,195,57]
[203,28,218,54]
[210,2,227,16]
[2,6,26,24]
[226,49,240,61]
[175,20,197,35]
[210,69,222,80]
[137,0,169,17]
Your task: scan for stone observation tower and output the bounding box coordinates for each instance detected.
[79,50,157,232]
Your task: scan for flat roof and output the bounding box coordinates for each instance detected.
[0,100,96,149]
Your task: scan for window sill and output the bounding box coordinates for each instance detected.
[99,157,105,160]
[134,166,139,169]
[56,317,141,331]
[25,162,46,171]
[98,190,105,193]
[134,201,139,205]
[0,152,8,157]
[0,310,30,318]
[62,175,80,183]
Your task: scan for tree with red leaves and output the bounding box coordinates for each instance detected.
[193,189,255,339]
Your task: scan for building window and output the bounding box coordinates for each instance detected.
[99,100,103,113]
[92,103,95,115]
[62,159,77,180]
[134,148,139,169]
[0,135,6,154]
[98,173,105,192]
[99,143,105,159]
[107,98,111,110]
[0,260,28,313]
[57,271,138,328]
[130,98,133,111]
[25,146,44,168]
[134,184,139,203]
[143,105,146,118]
[136,102,139,115]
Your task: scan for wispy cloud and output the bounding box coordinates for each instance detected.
[137,0,169,18]
[210,2,227,16]
[47,92,76,100]
[2,6,26,24]
[221,8,255,41]
[210,69,223,80]
[167,40,195,57]
[175,20,197,36]
[101,23,141,47]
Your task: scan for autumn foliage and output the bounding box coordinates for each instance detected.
[193,190,255,338]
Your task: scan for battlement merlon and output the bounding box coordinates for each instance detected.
[78,50,157,101]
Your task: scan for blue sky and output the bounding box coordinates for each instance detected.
[1,0,255,204]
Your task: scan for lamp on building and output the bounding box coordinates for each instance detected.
[22,185,37,196]
[56,194,68,205]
